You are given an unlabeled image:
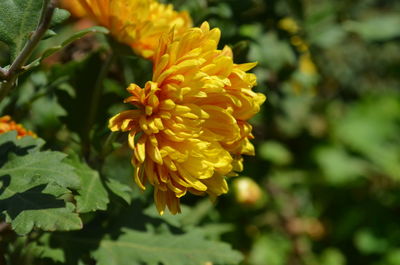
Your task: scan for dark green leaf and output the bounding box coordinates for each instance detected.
[91,228,243,265]
[67,157,109,213]
[0,132,82,235]
[2,184,82,235]
[0,0,43,60]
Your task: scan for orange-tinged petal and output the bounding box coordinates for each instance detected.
[134,135,146,163]
[66,0,192,59]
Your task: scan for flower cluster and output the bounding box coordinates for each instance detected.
[109,22,265,214]
[62,0,264,214]
[61,0,192,59]
[0,116,36,138]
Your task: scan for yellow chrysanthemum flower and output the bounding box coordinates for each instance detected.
[0,116,36,138]
[60,0,88,17]
[62,0,192,59]
[109,22,265,214]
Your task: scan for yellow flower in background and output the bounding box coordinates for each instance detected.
[62,0,192,59]
[299,53,317,75]
[109,22,265,214]
[0,116,36,138]
[278,17,319,93]
[278,17,300,34]
[60,0,87,17]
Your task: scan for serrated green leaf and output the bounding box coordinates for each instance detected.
[2,185,82,235]
[142,200,212,229]
[91,228,243,265]
[0,0,44,60]
[0,132,82,235]
[67,157,109,213]
[105,178,134,204]
[0,131,44,162]
[0,151,79,199]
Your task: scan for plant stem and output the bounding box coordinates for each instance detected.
[265,181,316,265]
[0,0,58,103]
[0,68,7,79]
[82,52,114,162]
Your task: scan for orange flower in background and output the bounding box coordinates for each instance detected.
[109,22,265,214]
[62,0,192,59]
[0,116,36,138]
[60,0,87,17]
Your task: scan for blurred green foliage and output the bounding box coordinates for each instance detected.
[172,0,400,264]
[1,0,400,264]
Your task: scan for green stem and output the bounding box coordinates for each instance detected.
[100,132,118,159]
[82,52,115,161]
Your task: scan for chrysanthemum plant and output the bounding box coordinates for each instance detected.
[0,0,264,264]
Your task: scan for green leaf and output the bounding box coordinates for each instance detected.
[248,234,291,265]
[91,228,243,265]
[0,132,82,235]
[344,14,400,41]
[105,178,135,204]
[51,8,71,26]
[314,146,367,185]
[333,95,400,179]
[0,133,80,194]
[54,51,116,144]
[0,131,44,160]
[384,249,400,265]
[67,157,109,213]
[319,248,346,265]
[0,0,44,60]
[27,26,109,69]
[60,26,109,47]
[354,229,389,254]
[248,32,296,71]
[26,233,66,263]
[143,200,213,228]
[259,141,292,166]
[103,151,139,204]
[0,152,80,199]
[2,185,82,235]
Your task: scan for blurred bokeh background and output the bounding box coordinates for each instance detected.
[171,0,400,264]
